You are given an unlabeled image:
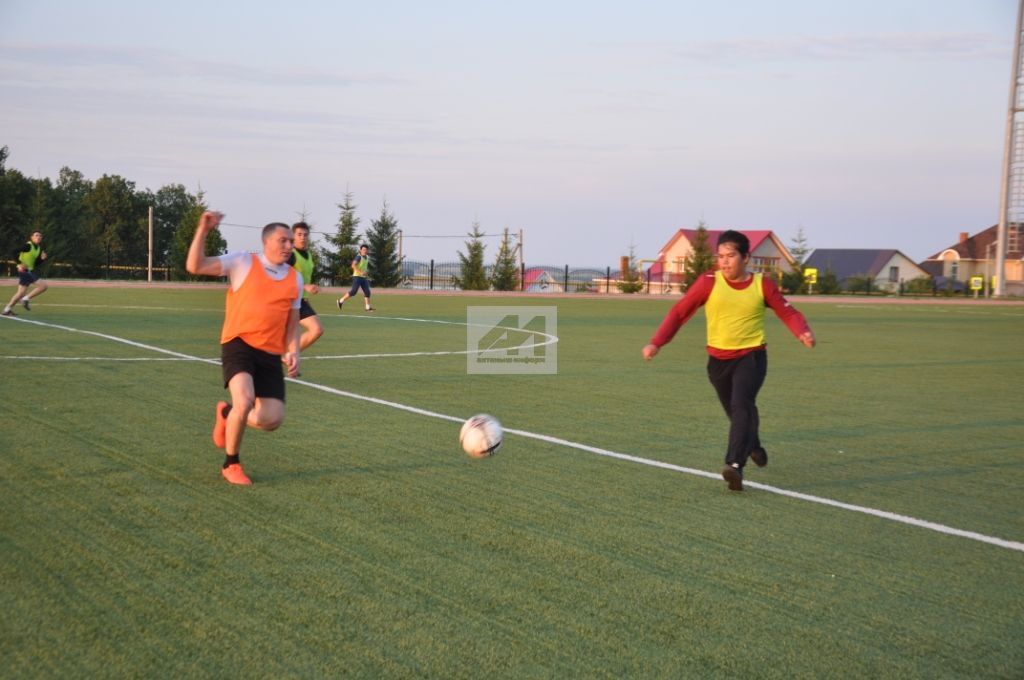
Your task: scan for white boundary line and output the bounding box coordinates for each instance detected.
[3,314,1022,554]
[0,313,559,362]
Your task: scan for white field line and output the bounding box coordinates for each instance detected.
[3,314,1022,554]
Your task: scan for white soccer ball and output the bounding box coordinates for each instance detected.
[460,414,503,458]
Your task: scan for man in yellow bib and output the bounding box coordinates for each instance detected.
[287,222,324,351]
[643,230,816,491]
[336,244,375,312]
[3,231,48,317]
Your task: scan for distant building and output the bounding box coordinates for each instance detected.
[803,249,930,293]
[648,229,796,292]
[919,226,1024,295]
[523,267,562,293]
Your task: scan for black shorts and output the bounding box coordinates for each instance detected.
[348,277,371,297]
[18,270,39,286]
[299,298,317,320]
[221,337,286,401]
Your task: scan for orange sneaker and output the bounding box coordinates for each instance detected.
[212,401,229,448]
[221,463,252,485]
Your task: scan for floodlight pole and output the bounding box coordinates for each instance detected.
[995,0,1024,297]
[147,206,154,283]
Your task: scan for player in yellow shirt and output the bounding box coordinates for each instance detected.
[3,231,48,316]
[287,222,324,351]
[643,230,816,491]
[336,244,375,312]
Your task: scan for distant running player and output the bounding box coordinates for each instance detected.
[336,244,375,312]
[287,222,324,351]
[186,211,302,486]
[642,230,815,491]
[3,231,48,316]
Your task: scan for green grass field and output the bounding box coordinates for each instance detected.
[1,286,1022,678]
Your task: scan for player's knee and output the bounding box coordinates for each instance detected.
[233,397,256,416]
[261,414,284,431]
[36,281,48,292]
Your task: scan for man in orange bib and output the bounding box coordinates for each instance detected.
[642,230,816,491]
[186,211,302,485]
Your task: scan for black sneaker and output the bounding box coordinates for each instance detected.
[336,299,344,311]
[1,309,16,317]
[365,306,375,312]
[750,447,768,468]
[722,465,743,491]
[21,298,30,311]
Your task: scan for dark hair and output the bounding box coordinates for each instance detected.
[359,244,369,251]
[262,222,291,241]
[717,230,750,257]
[292,221,310,233]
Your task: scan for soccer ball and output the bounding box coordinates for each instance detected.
[460,414,503,458]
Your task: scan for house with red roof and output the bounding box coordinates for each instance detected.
[523,267,562,293]
[648,228,796,291]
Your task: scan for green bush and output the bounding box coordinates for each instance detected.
[904,276,934,295]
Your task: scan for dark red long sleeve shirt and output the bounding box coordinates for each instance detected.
[650,272,811,360]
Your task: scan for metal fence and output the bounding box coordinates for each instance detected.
[394,261,619,293]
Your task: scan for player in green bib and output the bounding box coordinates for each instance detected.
[336,244,375,312]
[3,231,49,317]
[642,230,816,491]
[287,222,325,351]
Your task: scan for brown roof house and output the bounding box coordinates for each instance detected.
[804,249,930,293]
[920,226,1024,295]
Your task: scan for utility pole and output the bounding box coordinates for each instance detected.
[995,0,1024,297]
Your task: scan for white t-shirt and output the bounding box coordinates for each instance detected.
[218,252,303,309]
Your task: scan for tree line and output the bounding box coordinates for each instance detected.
[0,146,407,285]
[2,144,826,292]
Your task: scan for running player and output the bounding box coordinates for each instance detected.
[3,231,48,316]
[186,211,302,485]
[336,244,375,312]
[642,230,816,491]
[287,222,324,351]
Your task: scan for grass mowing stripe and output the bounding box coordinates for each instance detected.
[12,313,1023,556]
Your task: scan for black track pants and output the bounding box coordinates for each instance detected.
[706,349,767,468]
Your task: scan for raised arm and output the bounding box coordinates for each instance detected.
[186,211,225,277]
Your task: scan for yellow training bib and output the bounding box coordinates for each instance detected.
[705,271,765,350]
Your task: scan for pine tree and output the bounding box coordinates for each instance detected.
[364,199,402,288]
[781,226,811,294]
[682,220,715,288]
[325,190,360,284]
[453,221,489,290]
[491,227,519,291]
[789,226,810,267]
[168,193,227,280]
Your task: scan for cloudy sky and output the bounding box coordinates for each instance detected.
[0,0,1016,264]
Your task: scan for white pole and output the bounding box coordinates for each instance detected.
[995,0,1024,297]
[147,205,154,283]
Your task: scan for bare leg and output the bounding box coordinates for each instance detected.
[5,285,29,310]
[224,373,286,455]
[25,280,48,299]
[298,315,323,351]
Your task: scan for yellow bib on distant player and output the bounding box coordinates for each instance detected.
[705,271,765,350]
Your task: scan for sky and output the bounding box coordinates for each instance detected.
[0,0,1017,265]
